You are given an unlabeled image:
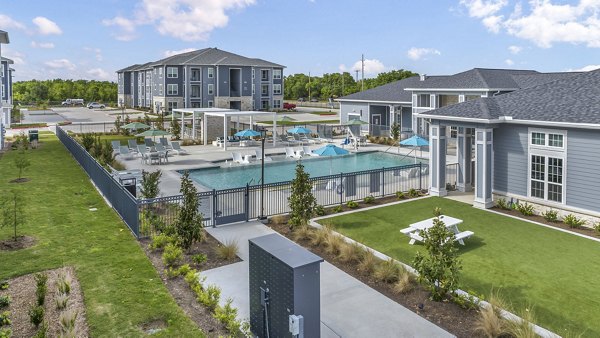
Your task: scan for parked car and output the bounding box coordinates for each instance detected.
[297,97,306,102]
[310,98,319,102]
[62,98,85,106]
[87,102,105,109]
[283,102,297,111]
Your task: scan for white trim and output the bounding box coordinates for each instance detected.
[208,83,214,95]
[418,114,600,130]
[405,87,518,92]
[494,190,600,219]
[527,127,567,205]
[208,67,214,78]
[166,66,178,78]
[335,98,412,104]
[273,69,282,80]
[273,83,282,95]
[166,84,178,95]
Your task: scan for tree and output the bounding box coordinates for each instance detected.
[413,215,462,301]
[1,190,25,241]
[390,122,400,141]
[288,161,316,228]
[175,172,205,250]
[14,154,31,180]
[140,170,162,199]
[171,120,181,140]
[99,140,115,168]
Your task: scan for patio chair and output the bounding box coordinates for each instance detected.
[119,146,134,160]
[144,138,154,147]
[254,149,273,162]
[159,137,172,150]
[127,139,139,153]
[285,147,301,159]
[155,144,169,163]
[171,141,188,155]
[137,145,150,164]
[293,134,310,145]
[278,134,292,146]
[302,146,319,157]
[231,152,250,164]
[315,134,333,143]
[111,140,121,152]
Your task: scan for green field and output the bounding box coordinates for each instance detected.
[322,197,600,337]
[0,133,202,337]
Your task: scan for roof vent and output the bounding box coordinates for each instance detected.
[420,74,427,81]
[499,116,513,121]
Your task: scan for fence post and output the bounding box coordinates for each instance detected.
[339,172,344,205]
[212,189,217,228]
[419,162,423,191]
[245,184,250,222]
[381,168,385,197]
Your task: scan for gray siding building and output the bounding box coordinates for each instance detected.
[0,30,11,150]
[116,48,285,113]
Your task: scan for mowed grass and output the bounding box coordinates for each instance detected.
[0,133,202,337]
[322,197,600,337]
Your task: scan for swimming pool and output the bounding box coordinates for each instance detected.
[185,151,426,190]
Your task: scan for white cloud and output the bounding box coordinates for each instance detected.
[504,58,515,65]
[407,47,441,60]
[338,59,387,76]
[570,64,600,71]
[87,68,112,80]
[103,0,257,42]
[84,47,103,61]
[508,45,522,54]
[3,49,25,65]
[44,59,76,71]
[32,16,62,35]
[31,41,55,49]
[0,14,26,30]
[460,0,600,48]
[163,48,197,57]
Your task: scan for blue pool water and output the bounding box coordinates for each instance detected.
[185,151,425,190]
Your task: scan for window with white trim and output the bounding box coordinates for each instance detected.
[159,68,163,75]
[167,101,178,112]
[208,100,214,108]
[167,67,178,78]
[167,84,178,95]
[208,84,214,95]
[528,128,566,203]
[261,70,269,81]
[208,67,214,78]
[273,69,282,79]
[159,84,163,96]
[252,68,255,80]
[273,99,281,109]
[273,84,281,95]
[261,84,269,96]
[252,84,255,95]
[416,94,430,107]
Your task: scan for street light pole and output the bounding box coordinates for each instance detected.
[260,136,266,220]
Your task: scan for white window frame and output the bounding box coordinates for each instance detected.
[167,84,178,95]
[208,84,214,95]
[208,67,214,78]
[273,69,282,80]
[159,84,163,96]
[159,68,163,75]
[273,99,281,109]
[261,69,269,81]
[252,68,255,80]
[261,84,269,96]
[167,101,178,112]
[252,84,255,95]
[208,100,214,108]
[273,84,281,95]
[527,128,567,204]
[167,67,178,78]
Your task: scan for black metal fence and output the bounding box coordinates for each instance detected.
[56,126,141,237]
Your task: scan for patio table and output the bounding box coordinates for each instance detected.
[406,215,465,245]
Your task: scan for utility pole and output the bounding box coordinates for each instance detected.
[308,71,311,101]
[361,54,365,92]
[341,72,344,97]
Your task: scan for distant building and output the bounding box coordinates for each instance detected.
[0,30,11,150]
[116,48,285,113]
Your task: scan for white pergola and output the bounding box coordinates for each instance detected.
[202,110,278,151]
[171,108,235,140]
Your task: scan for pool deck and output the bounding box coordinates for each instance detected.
[119,141,456,196]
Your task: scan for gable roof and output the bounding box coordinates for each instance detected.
[337,76,422,103]
[1,57,14,64]
[116,64,141,73]
[0,30,8,44]
[422,69,600,125]
[406,68,540,90]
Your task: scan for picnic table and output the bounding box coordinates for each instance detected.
[401,215,473,245]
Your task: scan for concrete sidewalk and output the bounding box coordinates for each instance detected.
[203,221,454,338]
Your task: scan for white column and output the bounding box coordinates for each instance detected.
[223,116,228,151]
[202,115,207,146]
[457,127,473,192]
[180,113,184,140]
[192,112,197,139]
[273,113,277,146]
[473,128,494,208]
[429,122,447,197]
[250,116,253,130]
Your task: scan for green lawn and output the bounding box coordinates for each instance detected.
[322,197,600,337]
[0,134,202,337]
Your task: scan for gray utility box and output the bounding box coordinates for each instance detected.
[249,234,323,338]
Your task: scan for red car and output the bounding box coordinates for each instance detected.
[283,102,297,111]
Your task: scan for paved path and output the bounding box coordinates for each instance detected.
[203,221,454,338]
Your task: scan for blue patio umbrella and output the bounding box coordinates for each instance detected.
[234,129,261,138]
[313,144,350,174]
[287,127,312,134]
[400,135,429,163]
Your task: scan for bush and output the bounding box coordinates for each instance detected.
[55,293,69,310]
[56,271,72,295]
[408,188,419,198]
[393,271,414,294]
[34,273,48,306]
[213,298,240,333]
[162,243,183,267]
[0,311,10,326]
[337,242,363,263]
[346,200,359,209]
[505,306,537,338]
[594,222,600,234]
[495,198,510,210]
[452,291,482,310]
[563,214,586,228]
[29,305,44,327]
[215,240,239,261]
[332,205,343,213]
[292,226,312,242]
[310,226,331,247]
[150,233,176,250]
[542,209,559,222]
[395,191,405,200]
[0,296,9,309]
[288,161,317,228]
[32,321,48,338]
[314,205,325,216]
[475,292,509,338]
[198,284,221,311]
[59,309,78,335]
[0,281,7,290]
[0,328,11,338]
[374,259,401,283]
[363,195,375,204]
[324,232,344,255]
[515,202,535,216]
[358,249,377,274]
[192,253,207,266]
[433,207,442,217]
[270,215,288,224]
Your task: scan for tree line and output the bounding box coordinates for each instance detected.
[284,69,417,100]
[13,79,117,105]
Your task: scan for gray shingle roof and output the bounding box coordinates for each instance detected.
[424,69,600,124]
[338,76,422,103]
[406,68,540,90]
[511,72,582,89]
[152,48,284,67]
[1,57,14,64]
[116,64,141,73]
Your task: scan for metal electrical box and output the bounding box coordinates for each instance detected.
[249,234,323,338]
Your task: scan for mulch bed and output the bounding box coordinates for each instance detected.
[0,267,89,338]
[9,178,30,184]
[315,194,424,217]
[0,236,36,251]
[268,221,483,338]
[139,231,241,337]
[493,207,600,238]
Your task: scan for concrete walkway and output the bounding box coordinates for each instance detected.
[203,221,453,338]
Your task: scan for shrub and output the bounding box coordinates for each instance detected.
[332,205,343,213]
[55,292,69,310]
[140,170,162,199]
[358,249,377,274]
[314,205,325,216]
[433,207,442,217]
[0,311,10,326]
[192,253,207,266]
[0,328,11,338]
[270,215,288,224]
[150,233,176,250]
[324,232,344,256]
[515,202,535,216]
[175,172,206,250]
[310,226,331,247]
[215,240,239,261]
[594,222,600,234]
[35,273,48,306]
[29,305,44,328]
[162,243,183,267]
[363,195,375,204]
[346,200,359,209]
[374,259,401,283]
[495,198,510,210]
[292,226,312,242]
[505,306,537,338]
[59,309,78,334]
[213,298,240,333]
[0,281,7,290]
[395,191,405,200]
[475,293,509,338]
[56,271,72,295]
[288,161,317,228]
[563,214,586,228]
[542,209,559,222]
[452,291,482,310]
[408,188,419,198]
[393,271,414,294]
[0,296,9,309]
[198,284,221,311]
[32,321,48,338]
[337,242,363,263]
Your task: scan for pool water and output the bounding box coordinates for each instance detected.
[185,151,425,190]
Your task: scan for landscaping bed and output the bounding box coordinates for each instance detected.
[0,267,88,337]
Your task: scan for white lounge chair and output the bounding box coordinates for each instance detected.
[254,149,273,162]
[119,146,133,160]
[232,152,250,164]
[111,141,121,152]
[155,144,169,163]
[137,145,150,164]
[127,139,139,153]
[302,146,319,157]
[171,141,188,155]
[159,138,172,150]
[285,147,302,159]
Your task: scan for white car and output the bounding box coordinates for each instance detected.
[87,102,106,109]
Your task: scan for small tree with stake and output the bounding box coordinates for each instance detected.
[390,122,400,143]
[288,161,316,228]
[14,154,31,181]
[174,171,205,250]
[140,170,162,199]
[1,190,25,241]
[413,215,462,301]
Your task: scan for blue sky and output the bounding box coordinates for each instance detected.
[1,0,599,82]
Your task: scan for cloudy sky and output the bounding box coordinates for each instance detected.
[1,0,599,82]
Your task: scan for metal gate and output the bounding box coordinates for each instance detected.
[212,187,248,225]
